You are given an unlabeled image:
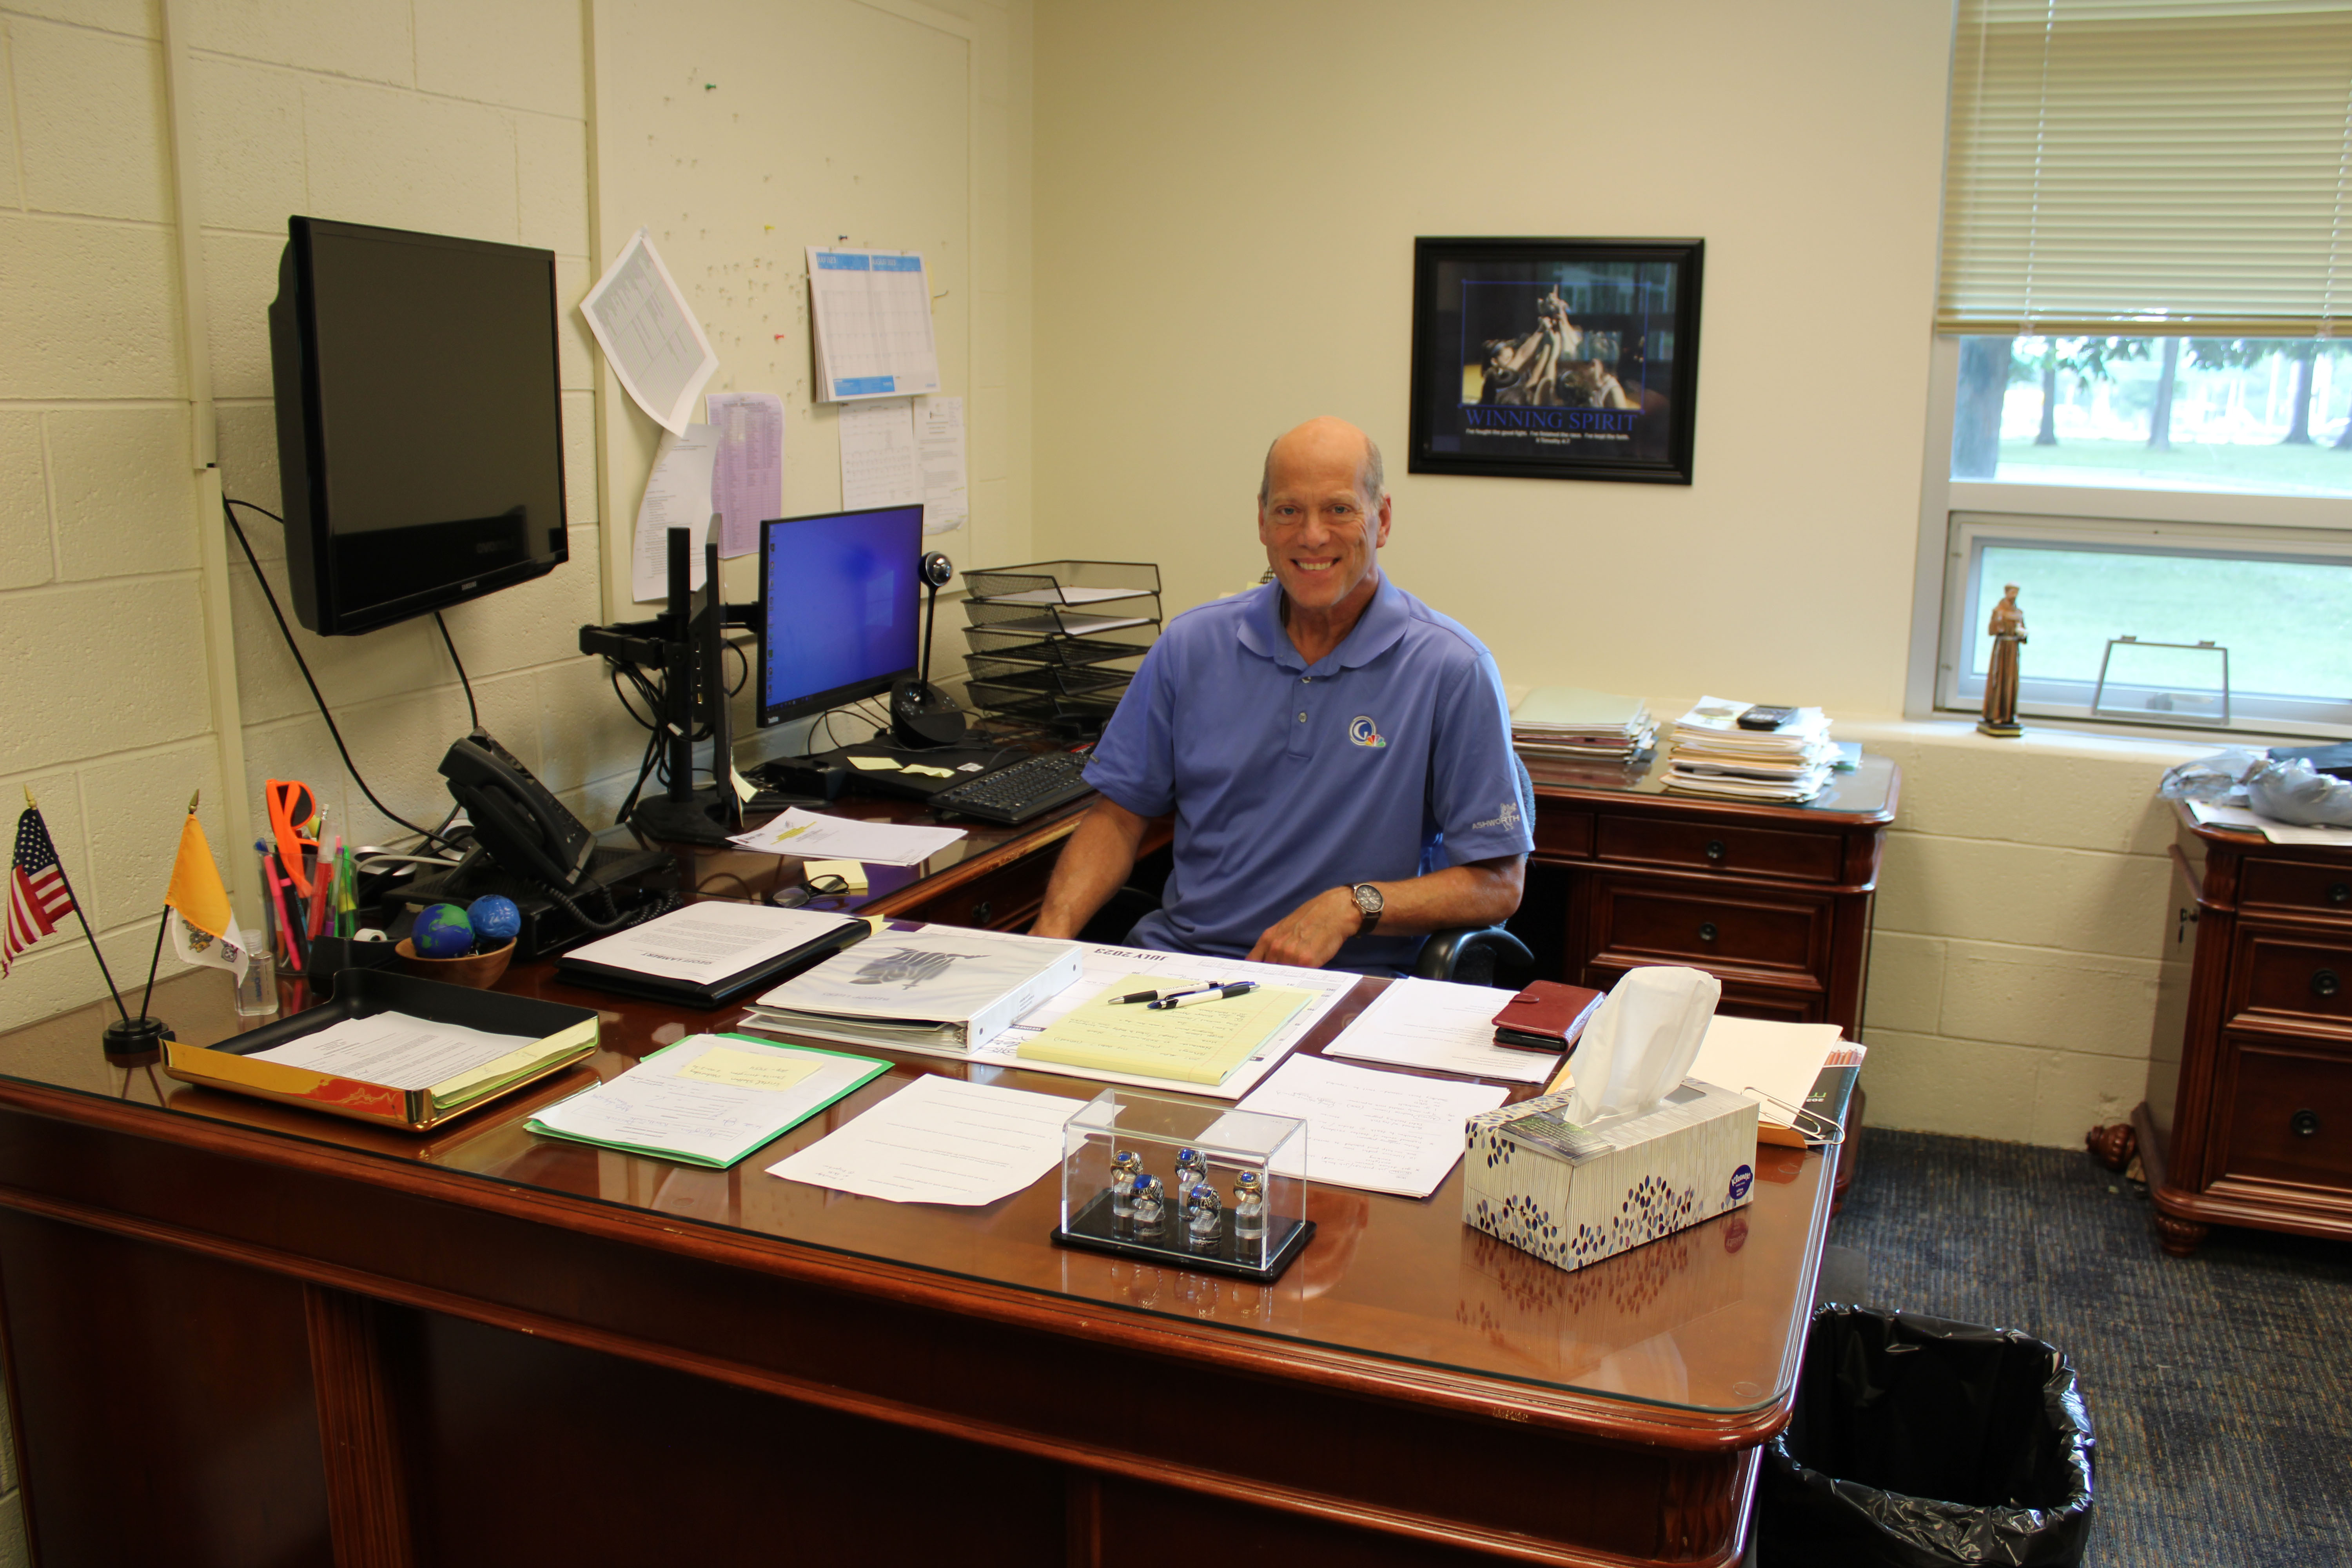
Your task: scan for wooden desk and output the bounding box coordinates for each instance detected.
[0,813,1837,1568]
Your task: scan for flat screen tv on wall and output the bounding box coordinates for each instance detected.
[268,216,569,636]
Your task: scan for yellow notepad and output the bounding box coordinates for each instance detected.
[1015,975,1315,1085]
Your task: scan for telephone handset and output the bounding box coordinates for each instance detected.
[437,732,597,893]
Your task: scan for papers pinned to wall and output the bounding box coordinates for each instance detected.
[807,247,941,403]
[707,392,784,559]
[630,424,719,603]
[581,229,720,435]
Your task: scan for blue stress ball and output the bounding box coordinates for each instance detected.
[466,895,523,945]
[412,903,477,958]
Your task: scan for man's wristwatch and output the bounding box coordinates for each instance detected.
[1350,883,1384,936]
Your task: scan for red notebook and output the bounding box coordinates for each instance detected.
[1490,981,1606,1052]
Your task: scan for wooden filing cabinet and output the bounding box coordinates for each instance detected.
[2125,809,2352,1256]
[1516,755,1900,1041]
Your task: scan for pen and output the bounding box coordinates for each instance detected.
[1111,984,1217,1005]
[1148,982,1259,1010]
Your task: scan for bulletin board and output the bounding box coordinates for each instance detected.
[588,0,976,618]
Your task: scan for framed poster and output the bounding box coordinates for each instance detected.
[1407,238,1703,485]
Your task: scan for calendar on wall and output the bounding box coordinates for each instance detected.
[807,248,942,403]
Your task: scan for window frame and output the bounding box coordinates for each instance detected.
[1908,335,2352,742]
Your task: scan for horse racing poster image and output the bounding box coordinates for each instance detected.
[1407,238,1702,485]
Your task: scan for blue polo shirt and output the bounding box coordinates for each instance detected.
[1083,576,1535,973]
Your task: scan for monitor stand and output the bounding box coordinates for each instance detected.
[625,526,745,848]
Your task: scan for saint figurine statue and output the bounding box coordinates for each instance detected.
[1979,583,2026,737]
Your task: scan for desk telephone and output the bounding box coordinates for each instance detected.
[437,732,598,892]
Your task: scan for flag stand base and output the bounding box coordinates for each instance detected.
[102,1015,172,1069]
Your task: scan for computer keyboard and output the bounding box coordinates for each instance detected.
[927,750,1097,826]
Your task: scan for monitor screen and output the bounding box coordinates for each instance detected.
[757,504,925,726]
[269,218,568,636]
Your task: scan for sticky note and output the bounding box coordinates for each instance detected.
[804,858,868,891]
[676,1047,822,1093]
[848,756,901,772]
[730,766,760,805]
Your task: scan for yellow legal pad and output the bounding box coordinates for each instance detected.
[1015,975,1315,1086]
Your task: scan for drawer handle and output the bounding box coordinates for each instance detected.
[2332,882,2351,906]
[2292,1109,2321,1138]
[2315,968,2341,1000]
[1698,922,1719,944]
[1704,839,1726,863]
[972,900,993,925]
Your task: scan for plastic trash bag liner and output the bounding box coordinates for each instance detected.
[2156,748,2266,804]
[1759,1305,2095,1567]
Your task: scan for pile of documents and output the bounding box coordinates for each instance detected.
[1663,697,1836,802]
[739,928,1082,1052]
[1510,686,1655,763]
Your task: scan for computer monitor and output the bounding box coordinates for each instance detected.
[268,217,568,636]
[756,504,925,728]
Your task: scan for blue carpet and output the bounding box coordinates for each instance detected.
[1825,1130,2352,1566]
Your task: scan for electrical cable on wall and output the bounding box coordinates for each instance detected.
[222,497,465,853]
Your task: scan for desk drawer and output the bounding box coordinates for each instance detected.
[1586,875,1827,979]
[1530,808,1593,860]
[2240,859,2352,918]
[2215,1034,2352,1194]
[887,849,1059,931]
[2231,928,2352,1029]
[1580,962,1827,1024]
[1594,816,1842,883]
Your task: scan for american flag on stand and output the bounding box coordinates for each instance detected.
[5,807,76,979]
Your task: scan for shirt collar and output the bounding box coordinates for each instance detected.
[1234,574,1410,674]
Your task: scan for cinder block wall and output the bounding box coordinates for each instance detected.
[0,0,634,1036]
[1845,722,2203,1149]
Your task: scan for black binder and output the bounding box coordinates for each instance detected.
[555,911,868,1009]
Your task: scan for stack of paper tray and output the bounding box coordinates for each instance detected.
[161,969,599,1132]
[957,561,1161,734]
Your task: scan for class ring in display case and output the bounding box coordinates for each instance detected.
[1052,1087,1314,1281]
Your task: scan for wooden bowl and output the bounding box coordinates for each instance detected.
[394,936,515,989]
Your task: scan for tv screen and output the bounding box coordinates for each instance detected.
[757,505,924,726]
[269,218,568,636]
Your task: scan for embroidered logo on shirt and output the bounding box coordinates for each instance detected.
[1471,800,1521,830]
[1347,715,1387,748]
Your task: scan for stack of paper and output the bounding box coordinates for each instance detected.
[1663,696,1836,801]
[1511,686,1655,762]
[740,928,1083,1052]
[1014,975,1316,1087]
[527,1033,889,1168]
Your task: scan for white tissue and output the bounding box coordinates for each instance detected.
[1565,966,1721,1125]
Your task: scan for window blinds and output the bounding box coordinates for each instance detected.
[1939,0,2352,336]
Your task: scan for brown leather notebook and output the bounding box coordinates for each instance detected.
[1490,980,1606,1052]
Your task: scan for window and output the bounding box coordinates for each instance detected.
[1914,2,2352,738]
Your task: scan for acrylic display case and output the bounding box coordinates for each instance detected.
[1053,1087,1314,1281]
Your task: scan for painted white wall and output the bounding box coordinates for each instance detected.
[1027,0,2202,1150]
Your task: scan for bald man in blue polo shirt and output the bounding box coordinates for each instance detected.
[1032,416,1533,973]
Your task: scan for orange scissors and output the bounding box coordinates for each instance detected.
[265,778,319,897]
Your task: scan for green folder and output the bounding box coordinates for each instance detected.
[525,1032,889,1168]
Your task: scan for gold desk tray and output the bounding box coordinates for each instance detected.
[163,969,599,1132]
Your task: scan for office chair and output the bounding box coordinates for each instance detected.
[1073,757,1539,989]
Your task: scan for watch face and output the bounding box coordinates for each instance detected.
[1354,884,1383,916]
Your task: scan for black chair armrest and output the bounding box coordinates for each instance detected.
[1412,925,1534,987]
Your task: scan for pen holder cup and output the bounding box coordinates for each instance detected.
[394,936,516,991]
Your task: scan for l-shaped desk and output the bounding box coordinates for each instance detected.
[0,756,1894,1567]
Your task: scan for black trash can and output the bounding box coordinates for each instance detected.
[1757,1305,2096,1567]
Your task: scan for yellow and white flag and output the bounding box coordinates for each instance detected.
[165,814,249,983]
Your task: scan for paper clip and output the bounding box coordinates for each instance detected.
[1741,1085,1844,1146]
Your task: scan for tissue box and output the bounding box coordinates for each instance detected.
[1463,1079,1759,1273]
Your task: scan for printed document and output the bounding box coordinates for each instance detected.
[914,394,967,534]
[768,1073,1071,1205]
[528,1033,887,1168]
[1687,1015,1841,1129]
[630,424,719,603]
[1231,1054,1508,1198]
[2189,800,2352,847]
[581,230,719,434]
[729,808,965,866]
[838,396,920,510]
[1326,976,1559,1084]
[563,901,858,984]
[250,1010,541,1090]
[707,392,784,559]
[807,247,941,402]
